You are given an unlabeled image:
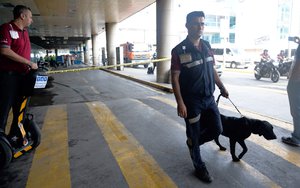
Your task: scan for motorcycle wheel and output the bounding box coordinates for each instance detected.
[255,73,261,80]
[271,70,280,83]
[0,136,13,169]
[254,65,261,80]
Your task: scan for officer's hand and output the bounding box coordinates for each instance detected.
[177,103,187,118]
[30,62,38,70]
[220,87,229,98]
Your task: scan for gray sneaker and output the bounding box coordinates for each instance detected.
[282,136,300,147]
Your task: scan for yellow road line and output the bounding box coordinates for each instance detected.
[150,96,300,168]
[26,105,71,188]
[223,68,253,74]
[86,101,177,188]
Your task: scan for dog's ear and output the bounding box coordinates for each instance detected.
[262,121,277,140]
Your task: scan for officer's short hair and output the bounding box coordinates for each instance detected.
[13,5,31,19]
[186,11,205,24]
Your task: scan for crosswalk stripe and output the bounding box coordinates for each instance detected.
[26,105,71,188]
[86,101,178,188]
[249,135,300,168]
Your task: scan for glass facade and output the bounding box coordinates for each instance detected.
[204,14,236,44]
[277,1,292,40]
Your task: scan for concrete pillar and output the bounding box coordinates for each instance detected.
[78,44,84,63]
[92,34,100,66]
[106,22,119,69]
[84,39,89,65]
[156,0,177,83]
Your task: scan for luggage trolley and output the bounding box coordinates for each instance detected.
[0,70,48,169]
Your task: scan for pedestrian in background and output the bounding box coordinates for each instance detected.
[0,5,37,137]
[277,50,286,63]
[282,36,300,147]
[260,49,271,62]
[171,11,229,183]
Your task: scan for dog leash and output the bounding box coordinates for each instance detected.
[216,94,243,116]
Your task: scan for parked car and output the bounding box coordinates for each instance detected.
[214,61,223,77]
[212,45,251,69]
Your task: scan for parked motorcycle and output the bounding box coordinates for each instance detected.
[254,60,280,83]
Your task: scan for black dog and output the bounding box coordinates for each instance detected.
[215,114,277,162]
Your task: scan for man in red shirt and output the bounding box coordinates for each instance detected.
[0,5,38,137]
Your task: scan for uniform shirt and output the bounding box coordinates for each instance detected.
[0,21,31,73]
[171,38,215,99]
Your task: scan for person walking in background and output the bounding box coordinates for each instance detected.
[171,11,229,183]
[282,36,300,147]
[0,5,37,137]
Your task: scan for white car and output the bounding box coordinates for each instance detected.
[214,61,223,77]
[211,45,251,69]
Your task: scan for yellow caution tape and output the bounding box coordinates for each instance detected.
[46,57,171,74]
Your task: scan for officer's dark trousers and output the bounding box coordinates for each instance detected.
[184,96,222,170]
[0,72,23,136]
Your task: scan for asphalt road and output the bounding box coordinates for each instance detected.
[218,68,291,123]
[0,68,299,188]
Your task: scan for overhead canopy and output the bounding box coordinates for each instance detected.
[0,0,155,49]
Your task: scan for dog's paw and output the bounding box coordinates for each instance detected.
[232,157,240,162]
[219,146,226,151]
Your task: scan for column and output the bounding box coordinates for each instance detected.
[92,34,100,66]
[83,39,90,65]
[156,0,177,83]
[106,22,119,69]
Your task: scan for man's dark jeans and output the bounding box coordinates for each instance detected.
[0,72,23,136]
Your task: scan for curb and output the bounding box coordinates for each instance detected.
[102,69,173,93]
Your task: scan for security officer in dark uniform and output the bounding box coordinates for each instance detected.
[171,11,228,183]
